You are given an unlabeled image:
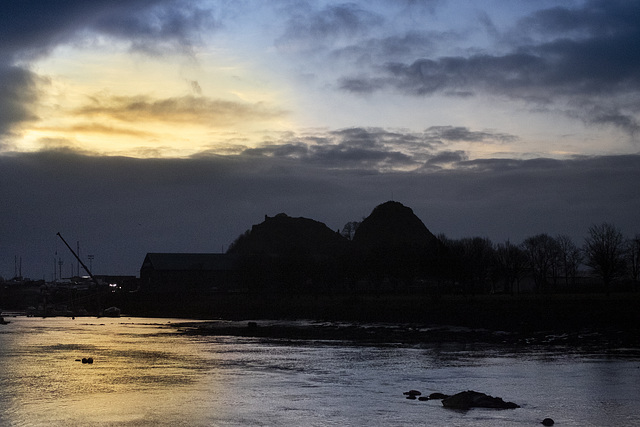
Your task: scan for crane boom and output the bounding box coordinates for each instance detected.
[56,232,97,284]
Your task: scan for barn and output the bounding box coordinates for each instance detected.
[140,253,242,292]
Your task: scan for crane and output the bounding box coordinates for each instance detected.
[56,232,98,284]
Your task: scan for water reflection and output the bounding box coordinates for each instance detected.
[0,317,639,426]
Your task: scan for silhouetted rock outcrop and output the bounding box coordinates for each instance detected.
[351,201,443,283]
[227,213,348,256]
[227,213,350,292]
[225,202,445,293]
[353,201,440,251]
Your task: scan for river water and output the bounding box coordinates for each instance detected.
[0,316,638,426]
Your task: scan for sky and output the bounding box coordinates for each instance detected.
[1,0,639,279]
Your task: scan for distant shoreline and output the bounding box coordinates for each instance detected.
[140,292,640,349]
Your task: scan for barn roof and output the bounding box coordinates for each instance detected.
[141,253,239,272]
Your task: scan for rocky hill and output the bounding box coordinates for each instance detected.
[227,213,349,256]
[353,201,441,251]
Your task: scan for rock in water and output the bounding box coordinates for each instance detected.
[403,390,421,399]
[428,392,450,400]
[541,418,554,426]
[441,390,519,409]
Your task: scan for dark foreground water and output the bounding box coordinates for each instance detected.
[0,317,639,426]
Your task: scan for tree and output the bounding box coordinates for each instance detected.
[583,223,626,295]
[494,240,528,294]
[523,234,560,292]
[340,221,360,240]
[556,234,582,289]
[625,234,640,290]
[440,236,495,294]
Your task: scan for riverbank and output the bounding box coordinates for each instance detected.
[178,318,640,353]
[141,291,639,328]
[165,291,640,350]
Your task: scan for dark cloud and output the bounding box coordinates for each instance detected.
[423,150,468,170]
[517,0,640,39]
[0,0,215,60]
[0,66,40,141]
[91,1,218,55]
[239,127,439,170]
[2,150,639,279]
[275,3,384,53]
[236,126,517,171]
[580,106,640,135]
[0,0,112,60]
[424,126,518,143]
[337,1,640,133]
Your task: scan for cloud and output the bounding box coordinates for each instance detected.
[91,1,219,55]
[0,0,216,60]
[239,127,443,170]
[0,0,220,144]
[579,106,640,135]
[275,3,384,54]
[51,123,157,138]
[424,126,519,144]
[515,0,640,40]
[230,126,521,171]
[75,94,286,126]
[0,65,40,143]
[423,150,468,170]
[331,30,462,65]
[336,1,640,134]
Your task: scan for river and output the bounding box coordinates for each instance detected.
[0,316,638,426]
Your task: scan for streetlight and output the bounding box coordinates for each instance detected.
[88,255,94,273]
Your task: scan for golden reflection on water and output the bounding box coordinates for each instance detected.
[1,317,214,426]
[3,317,640,427]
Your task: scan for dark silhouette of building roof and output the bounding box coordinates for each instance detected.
[141,253,239,272]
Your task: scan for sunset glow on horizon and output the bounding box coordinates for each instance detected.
[4,0,637,162]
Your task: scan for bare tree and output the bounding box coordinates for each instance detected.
[438,235,495,294]
[494,240,527,294]
[625,234,640,290]
[464,237,495,294]
[523,234,560,292]
[583,223,626,295]
[341,221,360,240]
[556,234,582,289]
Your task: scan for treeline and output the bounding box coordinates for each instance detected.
[433,222,639,295]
